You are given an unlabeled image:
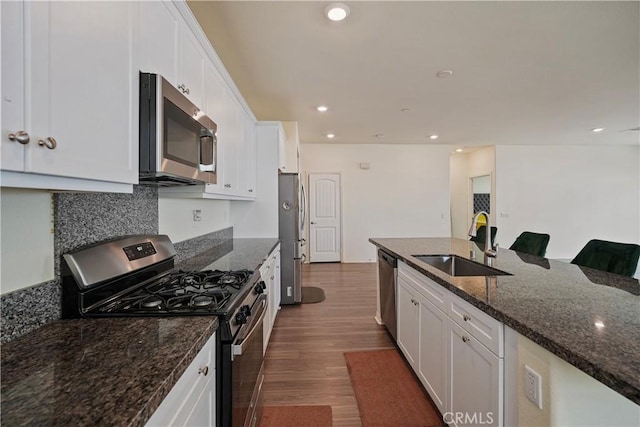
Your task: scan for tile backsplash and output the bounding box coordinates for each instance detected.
[54,186,159,275]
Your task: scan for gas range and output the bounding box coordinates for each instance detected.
[61,235,263,342]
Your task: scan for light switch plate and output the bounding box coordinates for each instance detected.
[192,209,202,222]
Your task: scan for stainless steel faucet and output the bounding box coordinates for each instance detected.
[468,211,497,259]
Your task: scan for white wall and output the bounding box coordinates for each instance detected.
[300,144,451,262]
[495,145,640,259]
[450,146,496,239]
[0,189,54,294]
[158,198,230,243]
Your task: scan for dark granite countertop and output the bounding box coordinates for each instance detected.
[0,317,218,427]
[176,238,280,273]
[0,237,280,426]
[369,237,640,405]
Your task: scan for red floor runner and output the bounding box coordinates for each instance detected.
[344,349,443,427]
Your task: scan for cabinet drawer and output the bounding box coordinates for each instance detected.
[399,262,448,310]
[449,295,503,357]
[146,332,216,426]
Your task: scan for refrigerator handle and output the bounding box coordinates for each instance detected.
[300,183,306,230]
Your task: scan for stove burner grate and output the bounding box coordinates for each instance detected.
[96,269,252,314]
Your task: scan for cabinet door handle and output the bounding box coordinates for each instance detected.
[198,366,209,376]
[462,336,470,343]
[463,315,471,322]
[38,137,57,150]
[248,189,254,192]
[8,130,30,144]
[177,84,190,94]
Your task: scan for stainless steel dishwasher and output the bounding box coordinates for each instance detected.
[377,249,397,342]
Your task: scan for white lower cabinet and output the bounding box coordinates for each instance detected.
[449,321,503,427]
[146,332,216,427]
[418,295,448,414]
[398,261,504,427]
[397,275,420,370]
[261,244,281,353]
[398,274,448,413]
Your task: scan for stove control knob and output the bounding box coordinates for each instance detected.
[240,305,252,317]
[235,312,247,325]
[260,281,267,290]
[254,283,264,294]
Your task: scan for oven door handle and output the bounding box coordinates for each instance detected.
[233,296,267,357]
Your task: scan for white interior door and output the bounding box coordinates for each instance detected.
[309,173,341,262]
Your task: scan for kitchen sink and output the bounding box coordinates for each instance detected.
[412,255,511,277]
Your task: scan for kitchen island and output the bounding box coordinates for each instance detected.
[370,237,639,426]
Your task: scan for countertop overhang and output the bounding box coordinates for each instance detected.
[369,237,640,405]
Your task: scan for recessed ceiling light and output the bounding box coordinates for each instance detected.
[594,321,605,329]
[326,133,336,139]
[436,69,454,78]
[430,135,439,140]
[456,148,463,153]
[375,134,384,139]
[325,3,350,21]
[591,127,605,132]
[316,105,328,112]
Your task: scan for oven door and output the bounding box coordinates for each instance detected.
[232,294,267,427]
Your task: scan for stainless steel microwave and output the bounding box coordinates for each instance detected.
[139,73,217,186]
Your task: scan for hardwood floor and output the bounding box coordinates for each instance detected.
[262,262,395,426]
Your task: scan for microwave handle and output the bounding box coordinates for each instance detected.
[199,129,216,172]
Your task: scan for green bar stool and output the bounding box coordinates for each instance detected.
[571,239,640,278]
[509,232,550,257]
[469,225,497,245]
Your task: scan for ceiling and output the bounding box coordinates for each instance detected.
[187,1,639,147]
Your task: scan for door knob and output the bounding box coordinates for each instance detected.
[8,131,30,144]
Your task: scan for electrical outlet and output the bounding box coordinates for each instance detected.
[192,209,202,222]
[525,365,543,409]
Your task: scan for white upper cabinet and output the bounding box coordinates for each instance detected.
[138,0,179,83]
[221,90,243,194]
[1,1,26,172]
[243,113,257,196]
[203,61,227,193]
[177,27,205,108]
[1,0,138,191]
[281,122,300,173]
[277,130,287,172]
[139,0,204,108]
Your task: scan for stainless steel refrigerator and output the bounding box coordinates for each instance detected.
[278,173,305,304]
